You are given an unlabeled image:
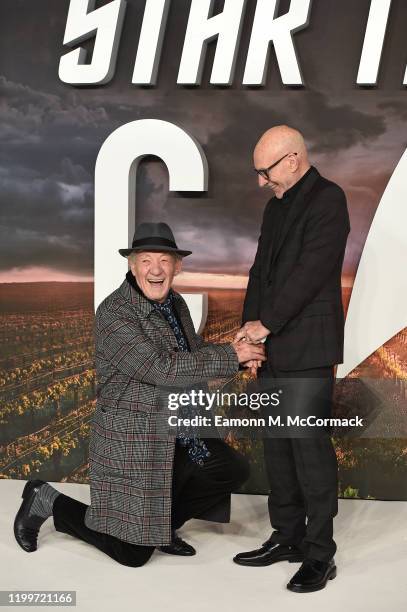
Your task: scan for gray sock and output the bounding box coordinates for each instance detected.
[28,483,60,519]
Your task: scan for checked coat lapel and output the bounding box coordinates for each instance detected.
[117,278,200,351]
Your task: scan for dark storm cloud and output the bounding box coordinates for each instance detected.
[0,71,393,277]
[0,74,150,275]
[0,75,131,177]
[134,88,387,275]
[377,100,407,121]
[0,74,103,273]
[0,155,94,274]
[1,0,406,278]
[0,76,109,137]
[288,91,387,153]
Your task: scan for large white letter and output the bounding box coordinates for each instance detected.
[132,0,171,85]
[59,0,126,85]
[243,0,312,86]
[337,149,407,378]
[177,0,247,85]
[94,120,208,332]
[357,0,392,85]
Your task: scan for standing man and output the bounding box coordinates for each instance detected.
[14,222,265,567]
[233,126,350,593]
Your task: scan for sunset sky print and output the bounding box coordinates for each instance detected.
[1,0,406,288]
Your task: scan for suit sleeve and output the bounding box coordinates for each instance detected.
[97,307,239,387]
[259,186,350,335]
[242,203,271,324]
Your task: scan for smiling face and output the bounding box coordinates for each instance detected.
[253,148,298,199]
[253,125,310,199]
[129,251,182,303]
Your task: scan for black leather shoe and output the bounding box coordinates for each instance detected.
[287,558,337,593]
[233,538,304,567]
[14,479,48,552]
[159,532,196,556]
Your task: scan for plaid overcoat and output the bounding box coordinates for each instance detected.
[84,278,239,546]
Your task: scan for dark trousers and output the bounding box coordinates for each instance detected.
[261,365,338,562]
[53,437,249,567]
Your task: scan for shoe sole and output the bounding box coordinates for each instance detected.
[287,567,337,593]
[159,549,196,556]
[233,554,304,567]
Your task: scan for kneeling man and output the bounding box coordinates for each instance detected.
[14,222,265,567]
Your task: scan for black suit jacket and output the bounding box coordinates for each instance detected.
[242,166,350,371]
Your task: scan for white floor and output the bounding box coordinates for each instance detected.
[1,480,407,612]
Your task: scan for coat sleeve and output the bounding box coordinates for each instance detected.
[242,202,271,324]
[97,306,239,387]
[259,186,350,335]
[242,234,261,324]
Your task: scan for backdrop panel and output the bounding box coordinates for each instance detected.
[1,0,406,500]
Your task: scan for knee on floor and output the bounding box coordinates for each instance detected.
[109,541,154,567]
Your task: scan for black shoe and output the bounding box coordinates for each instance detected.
[159,532,196,556]
[14,479,48,552]
[233,537,304,567]
[287,558,337,593]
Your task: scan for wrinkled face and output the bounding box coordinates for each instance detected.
[129,251,182,303]
[254,148,296,199]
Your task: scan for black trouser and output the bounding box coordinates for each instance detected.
[261,365,338,562]
[53,438,249,567]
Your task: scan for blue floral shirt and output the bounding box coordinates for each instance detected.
[152,291,211,466]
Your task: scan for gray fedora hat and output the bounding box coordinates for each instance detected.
[119,222,192,258]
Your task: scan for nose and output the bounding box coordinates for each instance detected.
[149,260,164,276]
[258,175,268,188]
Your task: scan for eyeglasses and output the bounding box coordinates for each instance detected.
[254,152,297,181]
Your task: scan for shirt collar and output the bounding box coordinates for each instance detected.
[151,292,174,311]
[281,166,313,203]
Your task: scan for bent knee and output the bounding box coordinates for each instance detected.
[110,541,154,567]
[119,556,151,568]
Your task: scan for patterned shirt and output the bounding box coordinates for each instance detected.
[151,291,211,466]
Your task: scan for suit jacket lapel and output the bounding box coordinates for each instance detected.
[270,167,320,268]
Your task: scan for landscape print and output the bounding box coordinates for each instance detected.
[1,0,407,499]
[1,279,406,500]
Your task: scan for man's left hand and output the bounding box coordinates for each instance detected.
[243,359,263,376]
[235,320,271,344]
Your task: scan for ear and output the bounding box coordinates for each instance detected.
[128,257,136,275]
[289,153,299,172]
[174,257,183,276]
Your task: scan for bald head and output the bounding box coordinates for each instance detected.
[255,126,308,160]
[253,125,311,198]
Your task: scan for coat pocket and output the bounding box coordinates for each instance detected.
[271,314,330,370]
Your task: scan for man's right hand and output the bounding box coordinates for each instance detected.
[243,359,263,376]
[231,339,266,365]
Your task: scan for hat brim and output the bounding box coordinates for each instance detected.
[119,246,192,258]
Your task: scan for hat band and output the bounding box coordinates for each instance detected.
[131,237,177,249]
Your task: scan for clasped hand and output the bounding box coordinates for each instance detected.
[232,320,271,376]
